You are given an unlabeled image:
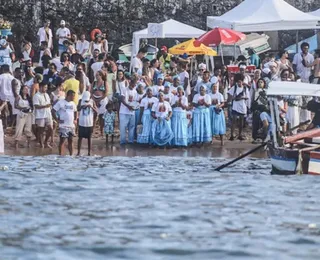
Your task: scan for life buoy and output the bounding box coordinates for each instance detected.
[90,29,102,41]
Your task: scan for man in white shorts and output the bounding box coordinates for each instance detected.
[33,83,53,148]
[53,90,77,155]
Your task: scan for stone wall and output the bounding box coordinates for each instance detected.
[0,0,318,53]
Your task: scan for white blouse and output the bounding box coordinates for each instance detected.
[140,97,158,110]
[171,95,188,112]
[192,94,212,106]
[152,101,172,118]
[210,92,224,105]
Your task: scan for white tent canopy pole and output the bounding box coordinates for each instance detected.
[207,0,320,32]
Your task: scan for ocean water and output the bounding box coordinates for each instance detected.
[0,155,319,260]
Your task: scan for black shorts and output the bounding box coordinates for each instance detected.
[78,126,93,139]
[232,110,246,117]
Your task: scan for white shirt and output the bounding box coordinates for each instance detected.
[132,57,143,75]
[179,70,189,83]
[152,101,172,118]
[76,40,90,56]
[37,27,53,48]
[79,99,94,127]
[90,42,103,54]
[56,27,71,45]
[179,70,190,96]
[228,85,249,115]
[195,81,212,94]
[140,97,158,110]
[53,99,77,128]
[210,92,224,105]
[192,94,212,106]
[119,88,137,115]
[136,92,145,103]
[293,52,314,82]
[152,85,164,97]
[172,95,188,112]
[33,92,51,119]
[91,61,104,80]
[0,73,14,100]
[98,97,109,115]
[116,80,127,95]
[163,92,174,104]
[0,47,12,66]
[242,74,251,88]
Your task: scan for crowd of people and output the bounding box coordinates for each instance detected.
[0,18,318,156]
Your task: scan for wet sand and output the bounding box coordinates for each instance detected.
[5,136,267,158]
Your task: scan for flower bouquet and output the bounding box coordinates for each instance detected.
[0,19,12,36]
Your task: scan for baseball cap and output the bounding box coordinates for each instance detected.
[60,20,66,25]
[161,46,167,52]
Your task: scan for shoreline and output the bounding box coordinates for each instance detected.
[4,135,268,158]
[3,124,268,158]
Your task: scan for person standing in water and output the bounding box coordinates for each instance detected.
[210,83,226,146]
[103,102,116,144]
[53,90,77,156]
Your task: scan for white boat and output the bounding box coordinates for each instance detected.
[267,81,320,175]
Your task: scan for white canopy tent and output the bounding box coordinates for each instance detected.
[207,0,320,32]
[131,19,205,56]
[310,9,320,17]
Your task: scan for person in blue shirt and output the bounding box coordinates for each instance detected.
[248,48,260,69]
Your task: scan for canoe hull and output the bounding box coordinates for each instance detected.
[269,146,320,175]
[269,146,299,175]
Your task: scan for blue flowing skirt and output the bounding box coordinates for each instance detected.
[137,109,153,144]
[135,109,140,129]
[171,110,188,146]
[152,118,174,146]
[188,124,193,145]
[192,106,212,143]
[134,109,140,137]
[210,105,226,136]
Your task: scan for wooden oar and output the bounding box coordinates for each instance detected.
[214,142,267,171]
[214,120,311,172]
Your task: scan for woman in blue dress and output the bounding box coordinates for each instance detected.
[192,84,212,144]
[210,83,226,146]
[137,87,158,144]
[171,86,188,147]
[151,92,174,146]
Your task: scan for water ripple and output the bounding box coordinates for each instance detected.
[0,156,320,259]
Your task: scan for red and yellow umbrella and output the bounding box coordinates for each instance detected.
[169,38,217,56]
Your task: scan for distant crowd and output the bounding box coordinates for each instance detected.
[0,18,319,155]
